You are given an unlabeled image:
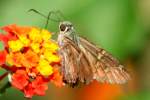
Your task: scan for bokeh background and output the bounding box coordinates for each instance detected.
[0,0,150,100]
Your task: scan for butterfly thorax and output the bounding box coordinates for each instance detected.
[58,21,80,47]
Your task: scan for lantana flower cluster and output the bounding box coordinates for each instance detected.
[0,24,63,98]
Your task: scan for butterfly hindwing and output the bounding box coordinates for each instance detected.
[79,37,130,84]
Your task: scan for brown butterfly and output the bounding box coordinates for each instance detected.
[28,9,130,87]
[57,21,130,87]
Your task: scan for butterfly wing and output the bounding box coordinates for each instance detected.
[79,37,130,84]
[59,34,130,86]
[59,36,93,86]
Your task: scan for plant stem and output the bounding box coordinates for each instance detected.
[0,72,8,81]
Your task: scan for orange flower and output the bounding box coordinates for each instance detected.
[50,68,63,87]
[12,52,25,67]
[6,50,39,68]
[23,50,39,68]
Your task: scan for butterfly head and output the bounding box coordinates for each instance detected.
[59,21,74,33]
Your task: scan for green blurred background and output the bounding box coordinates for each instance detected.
[0,0,150,100]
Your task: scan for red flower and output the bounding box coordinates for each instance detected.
[0,50,7,65]
[0,34,9,47]
[0,28,17,47]
[23,76,48,98]
[11,70,29,90]
[2,24,31,37]
[0,34,7,44]
[24,83,34,98]
[32,76,48,96]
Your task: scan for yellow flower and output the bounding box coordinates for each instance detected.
[8,40,24,52]
[43,50,60,63]
[19,35,30,46]
[28,28,42,43]
[37,59,53,76]
[31,42,40,53]
[41,29,52,41]
[43,41,59,53]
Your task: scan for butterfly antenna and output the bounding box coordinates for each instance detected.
[28,9,47,18]
[28,9,60,22]
[44,11,51,29]
[55,10,66,22]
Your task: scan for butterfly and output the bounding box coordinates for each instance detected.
[57,21,130,87]
[29,9,130,87]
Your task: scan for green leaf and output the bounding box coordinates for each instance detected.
[0,82,11,96]
[0,72,11,96]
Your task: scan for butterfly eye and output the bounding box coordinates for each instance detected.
[60,24,66,32]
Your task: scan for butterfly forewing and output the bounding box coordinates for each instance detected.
[59,36,93,85]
